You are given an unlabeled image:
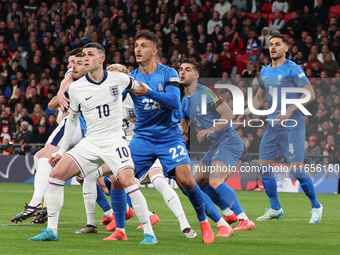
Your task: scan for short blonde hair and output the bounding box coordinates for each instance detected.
[106,64,129,74]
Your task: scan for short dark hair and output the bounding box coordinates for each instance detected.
[75,52,82,58]
[69,48,82,56]
[181,59,201,73]
[83,42,106,55]
[270,33,288,45]
[135,29,158,47]
[156,50,162,61]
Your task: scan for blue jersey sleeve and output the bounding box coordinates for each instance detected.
[290,65,309,88]
[145,67,181,109]
[181,99,190,119]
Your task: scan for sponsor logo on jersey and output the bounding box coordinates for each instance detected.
[170,77,180,82]
[298,73,306,78]
[278,74,282,81]
[158,82,164,91]
[196,104,200,113]
[110,86,119,97]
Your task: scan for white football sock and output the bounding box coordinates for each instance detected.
[117,227,126,234]
[104,208,113,217]
[33,154,40,171]
[46,177,65,234]
[151,174,190,231]
[237,212,249,220]
[83,171,100,226]
[222,208,234,217]
[29,158,52,207]
[125,184,154,236]
[216,217,230,227]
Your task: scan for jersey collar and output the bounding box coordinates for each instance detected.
[85,70,108,85]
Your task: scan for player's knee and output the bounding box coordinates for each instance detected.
[49,170,62,181]
[209,179,223,190]
[195,178,207,187]
[180,179,195,190]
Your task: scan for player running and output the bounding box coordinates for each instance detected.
[237,34,323,223]
[128,29,214,243]
[179,59,255,231]
[28,43,157,245]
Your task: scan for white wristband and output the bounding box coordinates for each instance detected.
[244,108,251,115]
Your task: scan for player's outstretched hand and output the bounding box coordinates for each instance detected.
[49,152,62,167]
[274,109,293,125]
[57,91,69,111]
[130,81,148,96]
[197,128,214,140]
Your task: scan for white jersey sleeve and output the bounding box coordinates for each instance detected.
[68,82,80,113]
[64,68,73,78]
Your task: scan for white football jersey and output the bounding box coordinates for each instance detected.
[122,93,135,139]
[68,70,138,141]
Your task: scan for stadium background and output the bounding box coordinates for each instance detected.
[0,0,339,193]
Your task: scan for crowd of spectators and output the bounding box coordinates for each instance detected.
[0,0,339,163]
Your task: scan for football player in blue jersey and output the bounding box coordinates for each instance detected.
[179,59,255,232]
[128,29,215,243]
[238,34,323,223]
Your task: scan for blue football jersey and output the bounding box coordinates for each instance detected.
[182,83,237,144]
[259,60,309,130]
[129,64,182,139]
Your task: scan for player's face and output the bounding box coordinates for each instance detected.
[179,63,199,87]
[134,38,157,64]
[72,57,86,80]
[68,55,75,69]
[269,38,288,61]
[82,47,105,72]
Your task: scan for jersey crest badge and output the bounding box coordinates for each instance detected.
[110,86,119,97]
[126,108,135,117]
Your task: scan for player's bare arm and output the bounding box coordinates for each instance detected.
[197,103,234,139]
[275,82,316,125]
[57,72,73,110]
[180,118,190,134]
[48,95,60,110]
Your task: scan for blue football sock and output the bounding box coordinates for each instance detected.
[193,184,221,222]
[110,189,127,229]
[96,183,111,213]
[182,183,206,222]
[104,176,111,192]
[259,164,281,210]
[291,168,321,208]
[126,193,133,209]
[214,183,244,216]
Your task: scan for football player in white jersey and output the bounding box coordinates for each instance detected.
[28,43,157,245]
[11,48,84,224]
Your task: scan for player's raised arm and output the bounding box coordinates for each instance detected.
[130,72,181,109]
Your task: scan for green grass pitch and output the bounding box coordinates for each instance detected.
[0,183,339,255]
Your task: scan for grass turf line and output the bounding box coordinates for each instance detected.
[0,183,339,255]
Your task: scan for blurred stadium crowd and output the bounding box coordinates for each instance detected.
[0,0,339,163]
